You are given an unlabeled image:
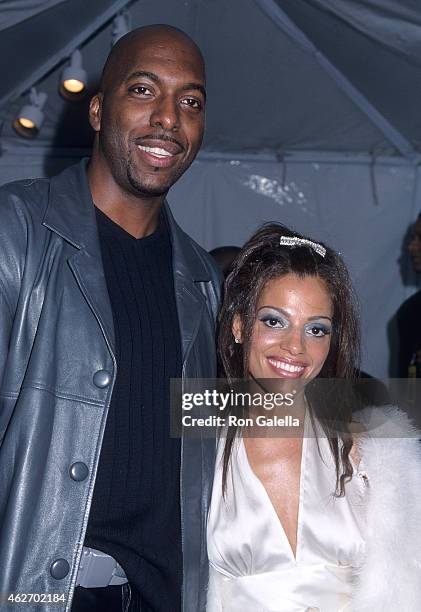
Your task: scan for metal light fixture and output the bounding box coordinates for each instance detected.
[60,50,87,99]
[13,87,47,138]
[112,12,131,45]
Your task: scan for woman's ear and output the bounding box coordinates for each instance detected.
[232,315,243,344]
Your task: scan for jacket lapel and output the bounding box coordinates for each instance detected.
[42,159,115,354]
[163,203,211,366]
[67,250,116,356]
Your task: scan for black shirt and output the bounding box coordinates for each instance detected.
[85,208,182,611]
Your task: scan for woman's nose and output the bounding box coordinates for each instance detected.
[280,327,304,355]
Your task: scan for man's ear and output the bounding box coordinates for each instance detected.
[232,314,243,344]
[89,93,103,132]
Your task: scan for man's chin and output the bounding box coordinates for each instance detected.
[132,183,169,198]
[128,160,189,196]
[127,172,172,198]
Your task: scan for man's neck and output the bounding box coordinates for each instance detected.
[87,157,165,239]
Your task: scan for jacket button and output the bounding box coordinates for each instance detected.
[69,462,89,481]
[50,559,70,579]
[93,370,111,388]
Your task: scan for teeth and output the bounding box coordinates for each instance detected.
[138,145,173,157]
[268,358,304,373]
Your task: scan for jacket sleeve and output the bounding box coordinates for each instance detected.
[0,183,30,437]
[0,289,13,390]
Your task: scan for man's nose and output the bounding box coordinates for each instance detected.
[150,96,180,131]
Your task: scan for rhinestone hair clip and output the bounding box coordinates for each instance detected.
[279,236,326,258]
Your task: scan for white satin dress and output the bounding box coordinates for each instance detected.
[207,414,368,612]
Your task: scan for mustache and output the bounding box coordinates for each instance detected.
[134,134,184,150]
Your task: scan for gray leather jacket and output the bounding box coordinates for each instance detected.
[0,160,221,611]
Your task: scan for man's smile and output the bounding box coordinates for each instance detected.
[138,145,174,158]
[134,136,185,168]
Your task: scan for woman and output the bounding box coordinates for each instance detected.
[207,223,421,611]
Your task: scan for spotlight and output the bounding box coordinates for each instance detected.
[60,50,87,99]
[13,88,47,138]
[112,11,131,45]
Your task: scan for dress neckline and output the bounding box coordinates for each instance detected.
[239,410,309,563]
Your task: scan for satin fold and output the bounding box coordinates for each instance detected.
[207,413,367,611]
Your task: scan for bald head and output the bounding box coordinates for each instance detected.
[100,24,205,92]
[88,22,206,204]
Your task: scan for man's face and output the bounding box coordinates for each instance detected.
[90,33,206,198]
[408,218,421,273]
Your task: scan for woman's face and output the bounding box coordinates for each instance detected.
[235,273,333,382]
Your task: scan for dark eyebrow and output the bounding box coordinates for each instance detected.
[124,71,206,100]
[181,82,207,100]
[125,70,160,84]
[258,306,332,322]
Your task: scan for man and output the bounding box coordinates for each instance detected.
[397,212,421,377]
[0,25,220,612]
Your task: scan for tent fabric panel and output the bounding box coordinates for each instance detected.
[0,0,67,32]
[193,0,391,152]
[310,0,421,68]
[255,0,419,160]
[277,0,421,150]
[0,0,130,110]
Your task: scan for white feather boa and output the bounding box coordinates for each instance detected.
[351,405,421,610]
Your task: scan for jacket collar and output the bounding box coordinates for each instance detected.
[43,158,211,283]
[43,158,97,251]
